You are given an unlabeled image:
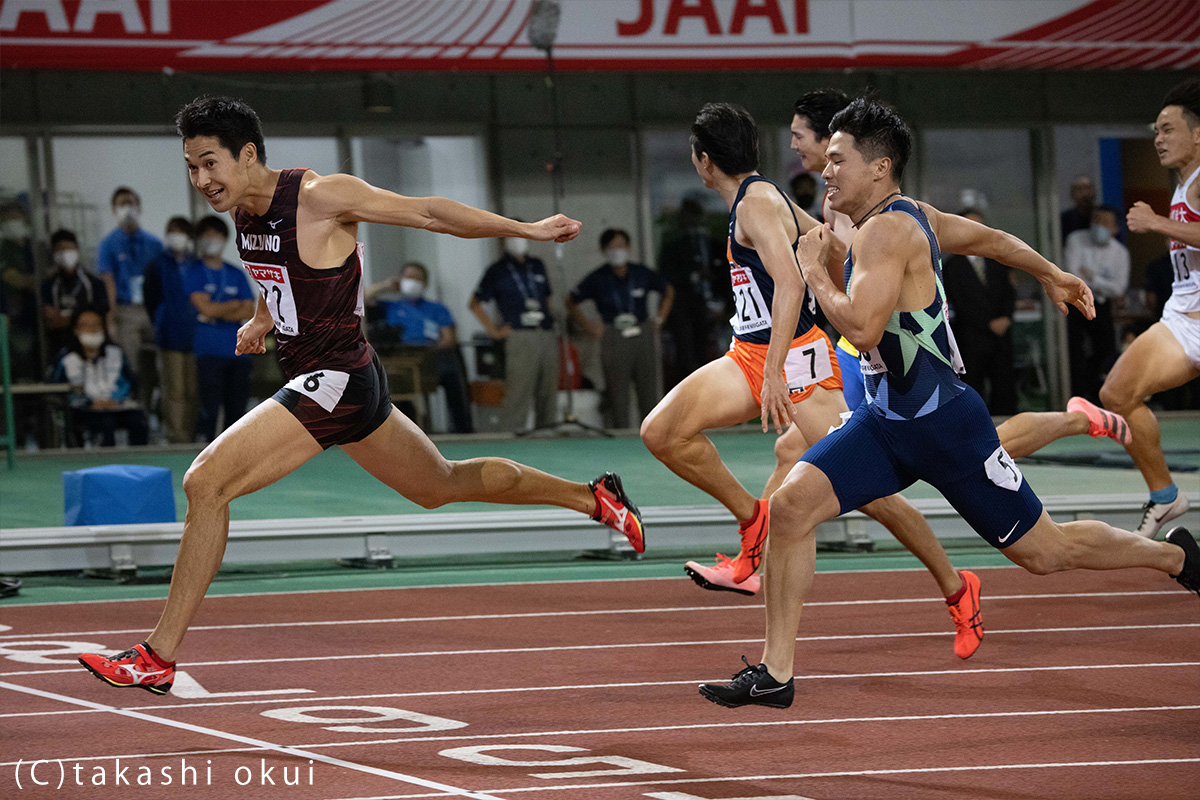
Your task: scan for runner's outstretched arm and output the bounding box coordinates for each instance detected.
[303,172,582,243]
[919,202,1094,320]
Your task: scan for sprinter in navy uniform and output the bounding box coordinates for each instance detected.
[77,96,646,696]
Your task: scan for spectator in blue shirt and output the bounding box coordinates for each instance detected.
[144,217,201,443]
[567,228,674,428]
[185,216,257,443]
[96,187,164,408]
[469,237,559,431]
[366,261,474,433]
[50,308,148,447]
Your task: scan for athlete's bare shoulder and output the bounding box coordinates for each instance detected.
[738,181,799,239]
[857,208,924,260]
[297,170,374,219]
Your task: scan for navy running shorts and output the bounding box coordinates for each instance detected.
[800,386,1043,548]
[272,348,393,449]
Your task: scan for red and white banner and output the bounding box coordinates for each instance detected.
[1,0,1197,72]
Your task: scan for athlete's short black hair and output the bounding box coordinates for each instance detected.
[1162,78,1200,129]
[829,98,912,183]
[691,103,759,176]
[176,96,267,165]
[195,215,229,239]
[599,228,631,250]
[793,88,852,142]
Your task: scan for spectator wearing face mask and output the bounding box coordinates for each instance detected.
[50,307,148,446]
[366,261,474,434]
[42,229,109,358]
[1064,205,1130,401]
[185,215,257,442]
[1,201,39,381]
[143,217,201,443]
[469,236,559,432]
[96,187,164,407]
[567,229,674,429]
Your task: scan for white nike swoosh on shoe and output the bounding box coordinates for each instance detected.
[998,521,1020,543]
[749,683,789,696]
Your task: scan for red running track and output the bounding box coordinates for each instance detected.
[0,566,1197,800]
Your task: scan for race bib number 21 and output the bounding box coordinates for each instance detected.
[245,261,300,337]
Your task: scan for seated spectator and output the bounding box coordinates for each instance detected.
[186,216,256,443]
[366,261,474,433]
[567,228,674,429]
[50,308,148,446]
[42,229,109,357]
[144,216,200,443]
[1,201,38,381]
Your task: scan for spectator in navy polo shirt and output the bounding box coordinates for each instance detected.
[366,260,474,433]
[469,236,559,432]
[42,228,109,358]
[96,187,164,394]
[185,216,257,442]
[567,228,674,429]
[144,217,201,443]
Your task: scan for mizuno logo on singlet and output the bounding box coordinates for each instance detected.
[240,232,281,252]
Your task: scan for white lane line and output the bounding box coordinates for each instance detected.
[7,704,1197,768]
[0,591,1176,641]
[2,661,1197,720]
[285,704,1200,750]
[319,758,1200,799]
[0,564,1014,608]
[0,681,503,800]
[5,622,1196,677]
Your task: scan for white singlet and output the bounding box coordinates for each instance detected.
[1166,164,1200,314]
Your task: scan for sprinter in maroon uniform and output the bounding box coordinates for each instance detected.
[78,96,645,695]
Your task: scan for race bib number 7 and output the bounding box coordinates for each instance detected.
[783,338,834,393]
[245,261,300,337]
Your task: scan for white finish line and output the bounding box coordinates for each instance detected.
[0,681,503,800]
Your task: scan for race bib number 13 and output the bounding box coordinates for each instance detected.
[245,261,300,337]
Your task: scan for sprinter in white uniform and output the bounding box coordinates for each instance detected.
[1103,77,1200,538]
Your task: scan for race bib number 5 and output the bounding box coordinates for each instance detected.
[245,261,300,337]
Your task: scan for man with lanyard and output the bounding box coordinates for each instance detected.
[699,98,1198,709]
[96,187,164,399]
[1103,77,1200,538]
[567,228,674,429]
[469,237,559,432]
[77,96,644,695]
[642,103,991,659]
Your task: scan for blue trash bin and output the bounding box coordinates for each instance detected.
[63,465,176,526]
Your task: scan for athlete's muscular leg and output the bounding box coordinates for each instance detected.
[1002,510,1185,576]
[760,461,842,682]
[1100,323,1199,492]
[996,412,1088,460]
[764,425,808,498]
[147,401,323,661]
[859,495,961,596]
[343,408,595,513]
[639,357,764,521]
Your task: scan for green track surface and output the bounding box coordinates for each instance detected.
[3,419,1197,529]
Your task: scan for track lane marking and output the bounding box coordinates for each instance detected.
[0,565,1026,607]
[3,661,1198,720]
[0,680,503,800]
[318,758,1200,798]
[5,704,1197,766]
[0,590,1178,641]
[281,705,1200,750]
[5,622,1197,677]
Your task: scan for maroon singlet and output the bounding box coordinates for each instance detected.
[234,168,371,380]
